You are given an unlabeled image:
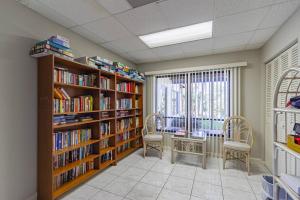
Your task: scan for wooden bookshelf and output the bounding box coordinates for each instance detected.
[37,55,144,200]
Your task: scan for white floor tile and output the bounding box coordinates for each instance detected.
[192,181,223,200]
[151,161,175,175]
[87,173,117,189]
[164,176,193,195]
[171,165,196,180]
[140,171,169,187]
[103,177,137,196]
[89,190,123,200]
[223,187,256,200]
[126,182,161,200]
[134,158,158,170]
[221,176,252,192]
[121,167,148,181]
[220,168,247,178]
[157,189,190,200]
[105,164,130,176]
[195,169,221,186]
[65,185,99,200]
[190,196,205,200]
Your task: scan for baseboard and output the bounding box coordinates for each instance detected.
[26,193,37,200]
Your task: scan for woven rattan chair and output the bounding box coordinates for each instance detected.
[142,113,165,159]
[222,116,253,175]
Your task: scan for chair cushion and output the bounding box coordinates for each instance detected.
[144,134,163,142]
[224,141,250,151]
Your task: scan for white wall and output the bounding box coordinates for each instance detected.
[0,1,134,200]
[262,7,300,170]
[138,50,265,160]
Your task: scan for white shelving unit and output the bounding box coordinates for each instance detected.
[273,67,300,200]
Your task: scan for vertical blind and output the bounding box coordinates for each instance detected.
[152,67,237,134]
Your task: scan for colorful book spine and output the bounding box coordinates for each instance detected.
[101,150,113,162]
[100,76,111,89]
[53,161,94,190]
[116,98,132,109]
[53,128,92,151]
[53,93,94,113]
[100,93,110,110]
[100,122,110,135]
[117,82,134,93]
[52,145,92,169]
[117,118,133,132]
[54,67,97,87]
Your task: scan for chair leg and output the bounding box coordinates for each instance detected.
[160,142,163,159]
[247,152,250,176]
[143,142,146,158]
[223,148,226,169]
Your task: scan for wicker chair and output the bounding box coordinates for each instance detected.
[142,113,165,159]
[222,116,253,175]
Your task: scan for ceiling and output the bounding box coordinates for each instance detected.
[18,0,300,64]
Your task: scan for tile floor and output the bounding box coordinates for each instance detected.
[60,149,270,200]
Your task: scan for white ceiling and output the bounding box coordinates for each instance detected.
[18,0,300,64]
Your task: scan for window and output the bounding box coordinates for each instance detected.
[155,69,230,134]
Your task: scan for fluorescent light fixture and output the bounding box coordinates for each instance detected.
[139,21,213,48]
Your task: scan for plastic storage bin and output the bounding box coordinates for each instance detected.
[261,175,292,200]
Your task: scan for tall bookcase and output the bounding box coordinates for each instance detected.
[38,55,143,200]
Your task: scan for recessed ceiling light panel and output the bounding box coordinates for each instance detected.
[139,21,213,48]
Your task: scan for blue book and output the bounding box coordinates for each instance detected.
[49,37,70,49]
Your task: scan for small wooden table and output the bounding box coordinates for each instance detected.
[171,132,207,169]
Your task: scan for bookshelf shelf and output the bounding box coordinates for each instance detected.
[100,159,115,170]
[53,110,100,115]
[53,119,100,129]
[53,139,100,155]
[54,82,99,90]
[53,154,100,176]
[38,55,143,200]
[100,134,115,140]
[100,146,115,155]
[53,169,99,199]
[116,115,135,119]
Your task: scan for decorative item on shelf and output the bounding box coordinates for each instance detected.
[74,56,98,69]
[286,95,300,108]
[30,35,74,60]
[90,56,115,72]
[287,123,300,153]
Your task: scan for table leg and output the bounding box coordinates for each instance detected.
[171,139,174,163]
[203,142,206,169]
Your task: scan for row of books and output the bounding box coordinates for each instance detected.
[100,94,110,110]
[53,145,92,169]
[117,118,133,132]
[54,89,94,113]
[116,98,132,109]
[100,76,111,90]
[101,150,113,162]
[117,143,131,154]
[53,114,93,125]
[54,67,97,87]
[30,35,74,59]
[117,82,134,93]
[117,110,131,118]
[136,118,140,127]
[116,131,131,143]
[53,128,92,151]
[100,139,110,149]
[100,122,110,135]
[53,162,94,190]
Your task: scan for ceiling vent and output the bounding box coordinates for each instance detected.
[127,0,161,8]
